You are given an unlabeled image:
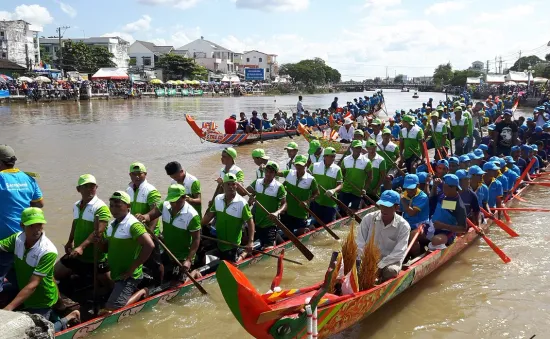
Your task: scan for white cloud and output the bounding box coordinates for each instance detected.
[0,5,54,26]
[56,1,77,18]
[123,15,152,32]
[148,25,202,48]
[425,1,468,15]
[363,0,401,9]
[136,0,202,10]
[478,4,534,22]
[102,31,135,43]
[234,0,309,12]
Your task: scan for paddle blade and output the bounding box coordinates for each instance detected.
[481,208,519,237]
[481,234,511,264]
[503,210,511,223]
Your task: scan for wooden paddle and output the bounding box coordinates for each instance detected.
[421,142,435,175]
[346,180,378,206]
[285,189,340,240]
[144,228,208,295]
[92,216,99,316]
[376,143,406,176]
[237,183,314,261]
[466,219,511,263]
[506,158,536,203]
[491,207,550,212]
[201,235,302,265]
[405,224,423,258]
[479,207,519,237]
[315,183,362,224]
[524,182,550,187]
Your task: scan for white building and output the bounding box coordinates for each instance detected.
[241,50,278,78]
[0,20,42,69]
[40,36,130,69]
[128,40,173,69]
[176,36,236,73]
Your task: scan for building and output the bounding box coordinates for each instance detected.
[241,50,278,79]
[176,36,236,74]
[0,20,42,69]
[128,40,173,69]
[0,59,26,76]
[469,60,486,74]
[40,36,130,69]
[410,76,434,85]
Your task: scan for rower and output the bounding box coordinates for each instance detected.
[501,157,519,195]
[493,109,518,156]
[126,162,163,284]
[261,112,272,132]
[365,139,386,201]
[427,174,467,250]
[400,174,429,257]
[377,128,400,173]
[217,147,245,193]
[456,170,480,226]
[489,157,509,196]
[505,155,521,176]
[252,148,270,179]
[100,191,154,311]
[165,161,202,216]
[136,184,202,283]
[224,114,237,134]
[309,147,343,224]
[340,140,372,213]
[468,165,490,213]
[356,190,410,282]
[482,162,504,210]
[201,173,254,263]
[450,106,468,156]
[388,117,400,140]
[54,175,111,284]
[237,112,250,133]
[338,118,355,143]
[471,149,484,167]
[458,155,471,170]
[284,142,299,170]
[399,115,424,173]
[306,140,323,168]
[370,119,383,144]
[250,111,262,133]
[280,155,319,235]
[247,161,287,249]
[448,157,459,174]
[427,110,448,159]
[478,144,490,160]
[0,207,80,330]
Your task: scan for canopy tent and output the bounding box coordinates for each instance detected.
[34,76,51,83]
[466,77,481,85]
[91,68,129,80]
[221,75,240,83]
[150,79,163,84]
[485,74,505,84]
[534,77,548,84]
[505,71,529,83]
[17,76,33,83]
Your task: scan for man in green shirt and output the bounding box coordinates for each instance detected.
[427,111,449,160]
[280,155,319,235]
[55,174,112,286]
[136,184,202,283]
[201,173,255,263]
[399,115,424,173]
[309,147,343,224]
[284,142,299,170]
[251,148,270,179]
[450,106,468,155]
[340,140,372,213]
[306,140,323,167]
[216,147,247,196]
[377,128,400,173]
[165,161,202,216]
[247,161,287,249]
[126,162,163,283]
[365,138,386,200]
[99,191,154,311]
[0,207,80,331]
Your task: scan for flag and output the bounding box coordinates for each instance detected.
[340,261,359,295]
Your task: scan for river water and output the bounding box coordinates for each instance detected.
[1,90,549,339]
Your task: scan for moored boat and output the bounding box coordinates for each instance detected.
[412,91,419,98]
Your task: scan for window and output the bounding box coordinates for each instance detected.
[143,57,151,66]
[246,58,250,62]
[266,68,269,73]
[1,52,6,59]
[0,31,4,38]
[129,57,137,66]
[44,46,51,53]
[259,57,262,62]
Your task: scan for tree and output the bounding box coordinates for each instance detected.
[128,58,137,66]
[279,58,340,85]
[433,63,453,86]
[59,40,116,73]
[373,77,381,84]
[155,53,203,80]
[394,74,404,84]
[450,69,482,86]
[39,46,52,65]
[510,55,543,71]
[546,53,550,62]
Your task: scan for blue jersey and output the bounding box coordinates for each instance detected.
[0,169,43,239]
[496,174,509,193]
[474,182,489,207]
[305,116,315,127]
[391,125,401,139]
[486,179,503,208]
[400,189,429,230]
[503,168,519,192]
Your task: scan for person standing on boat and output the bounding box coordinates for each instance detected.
[370,119,383,144]
[217,147,245,185]
[54,175,111,285]
[450,107,468,156]
[252,148,270,179]
[98,191,154,311]
[356,190,410,282]
[0,145,44,293]
[224,114,237,134]
[165,161,202,216]
[306,140,323,167]
[297,95,304,114]
[309,147,343,224]
[136,184,202,283]
[126,162,163,284]
[378,128,400,173]
[330,97,339,111]
[493,109,518,156]
[250,111,262,133]
[399,115,424,173]
[284,142,299,171]
[365,139,386,201]
[201,173,254,262]
[338,118,355,143]
[340,140,372,213]
[247,161,287,249]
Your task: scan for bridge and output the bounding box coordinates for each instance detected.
[332,82,436,92]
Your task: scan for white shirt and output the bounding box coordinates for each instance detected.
[276,118,286,129]
[356,210,411,269]
[297,101,304,113]
[338,125,355,141]
[357,115,367,127]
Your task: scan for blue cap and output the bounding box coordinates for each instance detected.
[437,159,449,168]
[520,124,528,131]
[488,156,500,163]
[537,106,545,111]
[416,172,429,184]
[521,145,533,152]
[468,165,486,176]
[488,124,496,131]
[498,158,506,168]
[511,145,520,153]
[403,174,419,189]
[417,163,428,173]
[535,126,543,132]
[478,144,488,151]
[448,156,459,164]
[443,174,461,190]
[474,149,484,157]
[483,162,500,171]
[532,144,538,151]
[504,156,515,164]
[466,152,476,160]
[544,123,550,129]
[503,109,513,115]
[459,155,471,163]
[455,169,471,179]
[376,190,401,207]
[527,117,534,122]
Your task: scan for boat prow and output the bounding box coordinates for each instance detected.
[185,114,206,138]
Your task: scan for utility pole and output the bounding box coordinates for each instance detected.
[486,60,490,74]
[494,56,497,73]
[518,50,522,59]
[57,25,70,76]
[499,56,503,74]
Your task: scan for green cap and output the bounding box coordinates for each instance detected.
[436,106,444,112]
[382,128,391,134]
[251,148,269,160]
[354,129,364,136]
[371,118,382,125]
[223,147,237,160]
[294,155,308,166]
[351,140,363,148]
[430,111,439,117]
[454,106,463,112]
[110,191,131,204]
[129,162,147,173]
[453,101,460,107]
[324,147,337,155]
[0,144,16,163]
[166,184,186,202]
[308,140,321,155]
[77,174,97,186]
[21,207,47,226]
[266,160,279,172]
[402,115,414,123]
[223,172,237,183]
[284,142,298,150]
[365,138,377,147]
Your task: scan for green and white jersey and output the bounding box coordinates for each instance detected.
[309,150,323,165]
[256,167,265,179]
[220,165,245,183]
[209,193,253,252]
[285,158,297,171]
[127,180,162,235]
[171,172,202,216]
[105,213,147,281]
[309,162,343,207]
[377,141,399,172]
[282,170,318,219]
[72,196,111,263]
[450,116,467,138]
[160,201,201,261]
[0,232,58,309]
[429,120,449,148]
[250,178,286,228]
[462,111,474,137]
[366,153,386,193]
[400,125,424,160]
[341,154,372,197]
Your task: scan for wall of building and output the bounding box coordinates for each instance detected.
[0,20,39,69]
[128,41,155,68]
[242,51,278,77]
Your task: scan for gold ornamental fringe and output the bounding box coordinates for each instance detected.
[359,226,381,291]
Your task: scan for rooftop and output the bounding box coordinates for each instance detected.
[134,40,174,55]
[0,59,26,70]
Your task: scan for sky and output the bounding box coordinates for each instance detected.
[1,0,550,80]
